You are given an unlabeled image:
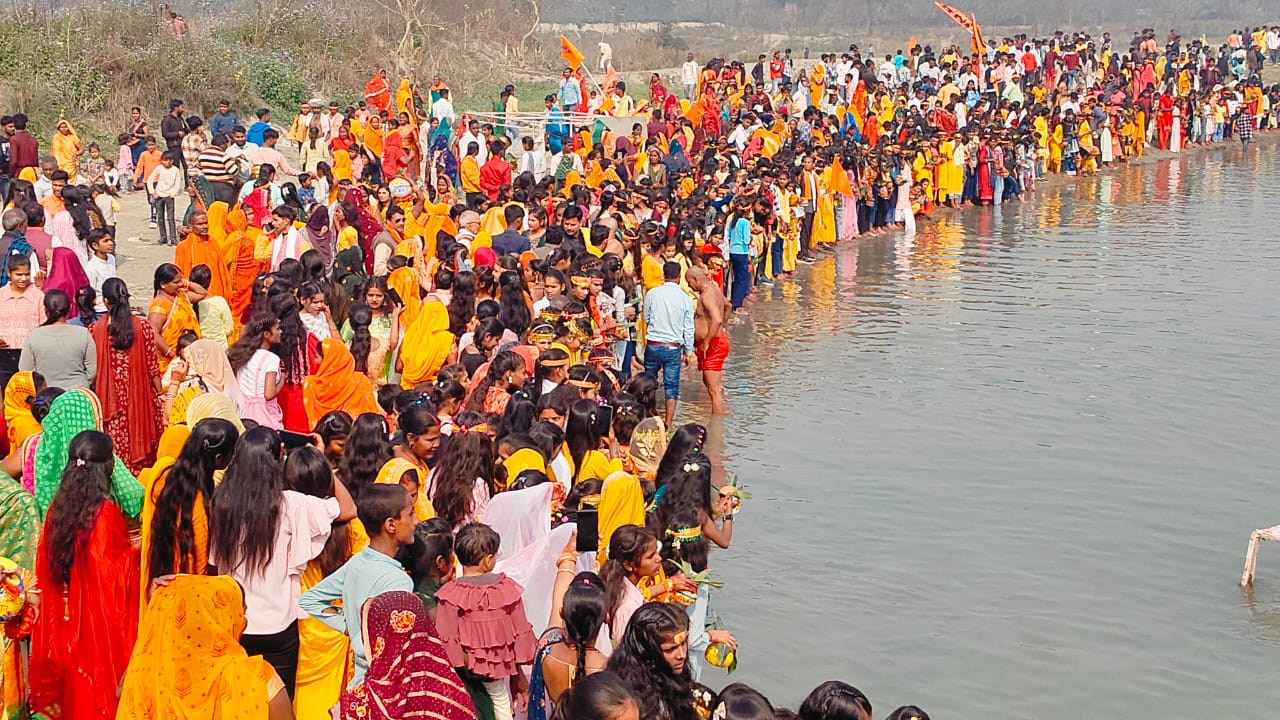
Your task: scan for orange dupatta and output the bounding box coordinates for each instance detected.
[302,338,382,427]
[118,575,273,720]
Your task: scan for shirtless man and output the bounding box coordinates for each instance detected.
[688,265,730,415]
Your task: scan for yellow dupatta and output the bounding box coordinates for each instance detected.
[398,300,454,390]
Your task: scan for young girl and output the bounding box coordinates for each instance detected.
[427,411,495,529]
[532,567,608,709]
[208,427,355,698]
[599,525,698,646]
[435,523,537,720]
[298,282,339,340]
[648,451,734,573]
[463,351,527,416]
[605,602,698,720]
[407,517,455,618]
[430,378,466,435]
[229,315,283,428]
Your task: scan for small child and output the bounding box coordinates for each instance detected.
[82,143,106,184]
[299,484,415,686]
[84,229,117,314]
[101,160,122,194]
[435,523,536,720]
[297,281,336,340]
[297,172,316,207]
[114,134,134,192]
[90,184,119,239]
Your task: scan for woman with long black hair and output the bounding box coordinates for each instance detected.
[338,412,393,501]
[91,277,164,473]
[606,602,698,720]
[426,410,495,529]
[209,426,356,698]
[447,269,478,337]
[140,418,238,611]
[565,399,623,483]
[531,567,609,709]
[30,430,139,720]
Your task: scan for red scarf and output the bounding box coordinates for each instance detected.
[91,316,161,470]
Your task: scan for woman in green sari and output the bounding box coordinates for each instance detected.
[32,388,144,520]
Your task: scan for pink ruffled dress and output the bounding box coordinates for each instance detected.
[435,572,538,679]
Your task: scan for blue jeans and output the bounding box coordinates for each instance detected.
[729,253,751,309]
[643,344,683,401]
[770,235,783,278]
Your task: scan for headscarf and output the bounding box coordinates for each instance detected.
[303,338,382,427]
[332,246,366,300]
[183,338,242,408]
[338,591,477,720]
[398,301,454,390]
[42,246,90,297]
[375,457,434,521]
[386,265,421,327]
[3,372,41,451]
[0,471,39,571]
[118,575,273,720]
[626,416,667,481]
[342,188,384,274]
[225,207,260,323]
[484,483,553,561]
[206,201,231,258]
[185,392,244,433]
[32,388,140,519]
[502,447,546,482]
[304,205,335,270]
[596,471,645,565]
[333,148,353,183]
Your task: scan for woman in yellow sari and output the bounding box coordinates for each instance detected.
[50,119,83,184]
[595,470,644,565]
[386,265,421,328]
[148,263,205,373]
[205,201,232,262]
[4,371,43,450]
[397,300,454,390]
[118,575,291,720]
[332,149,353,183]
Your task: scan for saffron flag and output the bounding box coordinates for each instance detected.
[827,154,853,197]
[969,14,985,57]
[933,2,973,33]
[560,35,584,71]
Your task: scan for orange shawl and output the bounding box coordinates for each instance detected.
[303,337,382,426]
[226,208,261,324]
[174,233,231,299]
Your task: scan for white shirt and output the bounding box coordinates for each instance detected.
[519,149,546,181]
[33,177,52,201]
[84,254,116,312]
[431,97,456,123]
[681,60,699,86]
[457,131,487,163]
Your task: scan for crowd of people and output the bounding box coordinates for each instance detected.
[0,14,1276,720]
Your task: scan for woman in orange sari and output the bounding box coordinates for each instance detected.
[302,338,381,427]
[30,430,138,720]
[118,575,291,720]
[147,263,205,373]
[4,371,43,450]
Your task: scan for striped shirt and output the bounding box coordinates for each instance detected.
[197,145,237,183]
[181,131,207,177]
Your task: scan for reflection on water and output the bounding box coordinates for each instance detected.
[678,144,1280,718]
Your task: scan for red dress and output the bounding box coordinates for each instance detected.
[91,317,163,474]
[434,573,537,679]
[30,501,140,720]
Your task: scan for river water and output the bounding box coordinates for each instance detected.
[689,143,1280,717]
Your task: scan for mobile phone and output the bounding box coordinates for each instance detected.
[594,403,615,436]
[279,430,313,450]
[576,508,599,553]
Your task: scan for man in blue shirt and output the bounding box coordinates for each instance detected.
[558,67,583,112]
[642,261,695,425]
[491,204,531,256]
[299,484,415,687]
[726,196,754,309]
[246,108,272,147]
[208,99,239,141]
[544,95,569,154]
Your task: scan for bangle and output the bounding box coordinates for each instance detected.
[556,568,575,575]
[557,553,576,565]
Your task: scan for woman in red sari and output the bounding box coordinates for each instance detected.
[92,277,163,474]
[30,429,140,720]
